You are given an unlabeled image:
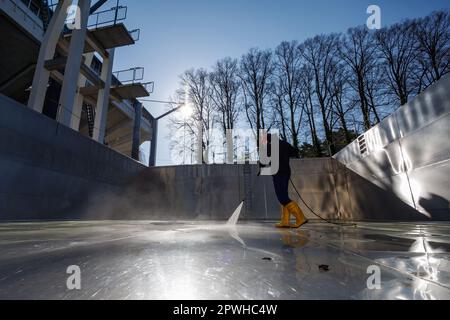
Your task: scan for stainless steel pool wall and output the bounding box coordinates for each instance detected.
[103,159,425,221]
[334,75,450,220]
[0,94,145,220]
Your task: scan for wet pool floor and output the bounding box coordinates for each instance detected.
[0,221,449,300]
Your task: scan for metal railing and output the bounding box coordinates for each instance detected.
[142,82,154,94]
[113,67,145,84]
[88,5,127,28]
[46,0,58,11]
[26,1,129,29]
[128,28,140,42]
[13,1,140,40]
[20,0,41,16]
[112,68,154,104]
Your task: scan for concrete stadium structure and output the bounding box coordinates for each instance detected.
[0,0,154,160]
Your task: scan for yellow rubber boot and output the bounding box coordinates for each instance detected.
[276,206,290,228]
[286,201,308,228]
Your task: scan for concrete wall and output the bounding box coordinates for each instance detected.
[334,75,450,220]
[0,93,430,222]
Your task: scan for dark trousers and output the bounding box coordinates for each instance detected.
[273,175,292,206]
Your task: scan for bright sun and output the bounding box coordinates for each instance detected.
[179,104,193,119]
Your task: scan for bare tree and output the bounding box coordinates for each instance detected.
[339,27,384,130]
[273,41,303,151]
[376,20,418,106]
[239,48,275,145]
[170,68,217,164]
[167,91,197,165]
[329,62,355,144]
[209,57,241,136]
[413,10,450,88]
[300,34,338,154]
[270,76,289,141]
[168,11,449,161]
[298,64,322,156]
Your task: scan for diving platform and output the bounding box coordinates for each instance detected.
[112,82,151,100]
[60,23,135,57]
[79,82,152,102]
[77,66,154,103]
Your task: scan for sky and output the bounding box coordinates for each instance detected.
[111,0,450,166]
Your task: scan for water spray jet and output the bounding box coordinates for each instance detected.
[226,201,244,227]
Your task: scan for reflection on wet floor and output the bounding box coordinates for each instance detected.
[0,221,449,300]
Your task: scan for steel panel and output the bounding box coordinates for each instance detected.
[333,140,360,165]
[365,114,400,153]
[334,75,450,217]
[399,113,450,171]
[396,75,450,137]
[409,160,450,220]
[347,141,405,179]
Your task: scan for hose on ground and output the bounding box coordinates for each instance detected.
[289,179,357,228]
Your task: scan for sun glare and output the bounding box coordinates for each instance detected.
[179,104,193,119]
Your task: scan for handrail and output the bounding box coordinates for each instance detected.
[46,0,59,11]
[129,28,140,42]
[20,0,40,17]
[113,67,145,84]
[142,82,155,94]
[88,5,127,29]
[15,1,130,31]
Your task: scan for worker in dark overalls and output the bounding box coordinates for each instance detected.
[260,134,308,228]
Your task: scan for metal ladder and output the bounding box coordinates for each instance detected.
[83,104,96,138]
[358,134,368,156]
[243,164,253,216]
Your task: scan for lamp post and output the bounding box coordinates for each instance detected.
[142,100,185,167]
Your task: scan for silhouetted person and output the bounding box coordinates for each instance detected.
[260,134,308,228]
